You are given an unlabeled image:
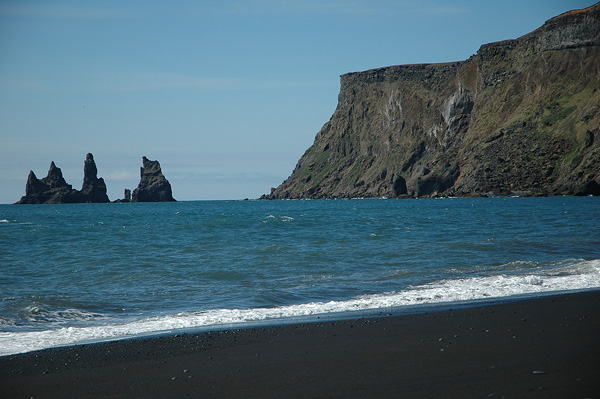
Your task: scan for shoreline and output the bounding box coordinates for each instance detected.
[1,288,595,358]
[2,290,599,398]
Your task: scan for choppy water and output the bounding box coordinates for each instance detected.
[1,197,599,355]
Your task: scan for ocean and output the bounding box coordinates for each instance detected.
[1,197,599,356]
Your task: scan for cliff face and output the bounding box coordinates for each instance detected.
[16,153,110,204]
[264,3,600,199]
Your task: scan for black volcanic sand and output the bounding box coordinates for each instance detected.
[1,291,599,398]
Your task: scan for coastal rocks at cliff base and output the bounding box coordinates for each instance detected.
[16,153,109,204]
[16,154,175,204]
[130,157,176,202]
[263,3,600,199]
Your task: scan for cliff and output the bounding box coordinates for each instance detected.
[16,153,110,204]
[263,3,600,199]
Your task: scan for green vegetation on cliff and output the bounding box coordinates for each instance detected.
[264,3,600,199]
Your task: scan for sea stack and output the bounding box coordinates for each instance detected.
[131,156,176,202]
[16,162,75,204]
[15,153,110,204]
[78,153,110,203]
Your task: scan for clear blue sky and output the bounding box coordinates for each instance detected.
[0,0,596,203]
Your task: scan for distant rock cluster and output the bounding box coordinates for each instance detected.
[15,154,175,204]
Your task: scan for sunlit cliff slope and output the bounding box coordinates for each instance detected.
[264,3,600,199]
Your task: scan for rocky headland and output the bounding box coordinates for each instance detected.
[263,3,600,199]
[16,153,109,204]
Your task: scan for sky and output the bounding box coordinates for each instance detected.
[0,0,596,203]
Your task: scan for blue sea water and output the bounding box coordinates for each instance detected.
[1,197,599,355]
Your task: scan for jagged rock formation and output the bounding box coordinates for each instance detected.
[16,153,110,204]
[15,162,76,204]
[263,3,600,199]
[79,153,110,203]
[131,157,176,202]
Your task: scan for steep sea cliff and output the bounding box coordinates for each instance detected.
[264,4,600,199]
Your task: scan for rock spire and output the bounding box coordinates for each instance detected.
[131,156,176,202]
[79,153,110,203]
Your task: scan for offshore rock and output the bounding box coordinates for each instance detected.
[113,189,132,203]
[263,3,600,199]
[78,153,110,203]
[15,153,109,204]
[15,162,75,204]
[131,157,176,202]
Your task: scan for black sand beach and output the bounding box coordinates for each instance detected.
[1,290,599,398]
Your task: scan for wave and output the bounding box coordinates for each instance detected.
[1,259,598,356]
[21,306,106,324]
[263,215,294,223]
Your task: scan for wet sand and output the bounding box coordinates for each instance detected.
[1,290,599,398]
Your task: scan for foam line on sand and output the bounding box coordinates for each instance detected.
[1,290,599,398]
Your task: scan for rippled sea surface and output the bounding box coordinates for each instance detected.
[1,197,599,355]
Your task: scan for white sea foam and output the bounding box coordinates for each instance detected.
[1,259,599,356]
[263,215,294,223]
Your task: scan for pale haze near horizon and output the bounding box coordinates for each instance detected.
[0,0,595,204]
